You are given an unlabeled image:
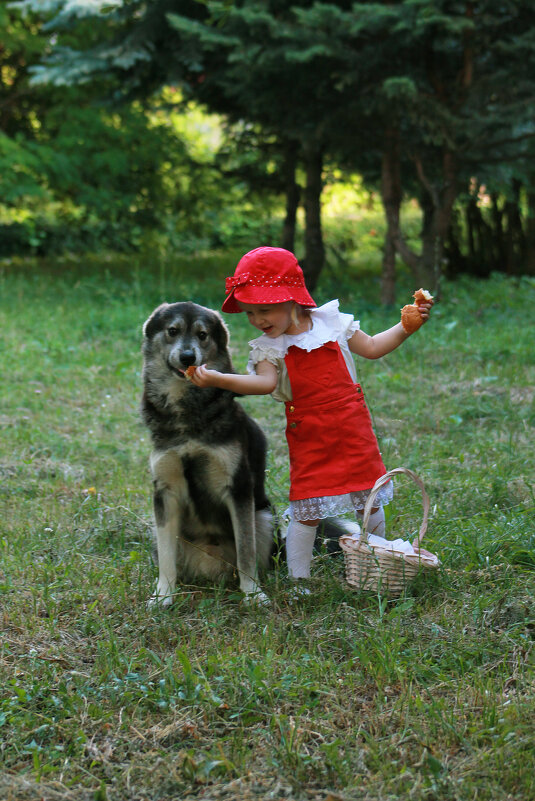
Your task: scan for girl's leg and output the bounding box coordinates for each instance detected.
[357,506,386,537]
[286,519,318,578]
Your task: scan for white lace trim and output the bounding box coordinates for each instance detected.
[288,481,394,521]
[247,299,359,364]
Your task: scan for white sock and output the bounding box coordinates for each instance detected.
[360,507,386,537]
[286,521,317,578]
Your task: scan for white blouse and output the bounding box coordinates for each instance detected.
[246,299,360,402]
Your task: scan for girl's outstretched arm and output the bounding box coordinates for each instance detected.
[188,359,278,395]
[348,300,433,359]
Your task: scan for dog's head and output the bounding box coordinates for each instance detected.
[142,301,233,380]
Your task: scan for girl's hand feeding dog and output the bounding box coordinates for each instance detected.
[186,364,214,386]
[189,361,278,394]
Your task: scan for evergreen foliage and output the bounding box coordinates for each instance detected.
[5,1,535,285]
[1,3,271,254]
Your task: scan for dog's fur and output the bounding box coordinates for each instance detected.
[141,301,275,606]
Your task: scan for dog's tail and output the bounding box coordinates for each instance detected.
[315,517,361,555]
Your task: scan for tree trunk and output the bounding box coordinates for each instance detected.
[467,194,493,276]
[444,208,466,277]
[466,196,477,261]
[490,192,505,272]
[419,189,437,287]
[525,190,535,275]
[412,150,458,294]
[504,179,525,275]
[381,136,456,295]
[380,127,401,305]
[281,141,300,253]
[302,144,324,292]
[383,143,458,295]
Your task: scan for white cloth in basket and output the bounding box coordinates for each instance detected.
[340,529,439,565]
[373,534,416,554]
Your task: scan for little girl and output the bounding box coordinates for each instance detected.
[190,246,433,581]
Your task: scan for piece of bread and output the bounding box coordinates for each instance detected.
[413,288,433,305]
[401,288,433,334]
[400,304,423,334]
[184,365,197,381]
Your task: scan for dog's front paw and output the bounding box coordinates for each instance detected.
[147,582,175,609]
[242,590,270,607]
[147,593,173,609]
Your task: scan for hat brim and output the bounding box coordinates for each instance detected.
[222,285,316,314]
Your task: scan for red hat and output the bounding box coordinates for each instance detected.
[222,246,316,313]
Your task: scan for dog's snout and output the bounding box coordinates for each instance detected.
[180,350,196,368]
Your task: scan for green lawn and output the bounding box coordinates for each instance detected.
[0,252,534,801]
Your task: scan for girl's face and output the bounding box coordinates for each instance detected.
[237,301,306,338]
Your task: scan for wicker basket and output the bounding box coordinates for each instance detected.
[339,468,440,595]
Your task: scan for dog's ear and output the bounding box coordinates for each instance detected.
[143,303,169,340]
[211,311,230,349]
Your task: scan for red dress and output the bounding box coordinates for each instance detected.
[284,340,386,502]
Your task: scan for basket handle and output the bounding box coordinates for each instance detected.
[361,467,430,549]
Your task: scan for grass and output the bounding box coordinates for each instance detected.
[0,247,534,801]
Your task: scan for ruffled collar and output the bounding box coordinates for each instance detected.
[248,299,342,356]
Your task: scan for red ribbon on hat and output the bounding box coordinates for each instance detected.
[225,273,304,294]
[225,273,250,292]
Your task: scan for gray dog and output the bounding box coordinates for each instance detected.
[141,301,276,606]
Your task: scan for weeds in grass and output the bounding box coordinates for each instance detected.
[0,252,534,800]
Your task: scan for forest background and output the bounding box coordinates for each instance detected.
[2,0,535,299]
[1,3,534,801]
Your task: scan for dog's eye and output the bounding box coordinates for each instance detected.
[167,326,179,337]
[198,331,208,342]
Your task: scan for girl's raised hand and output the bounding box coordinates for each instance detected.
[400,289,434,333]
[417,298,434,323]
